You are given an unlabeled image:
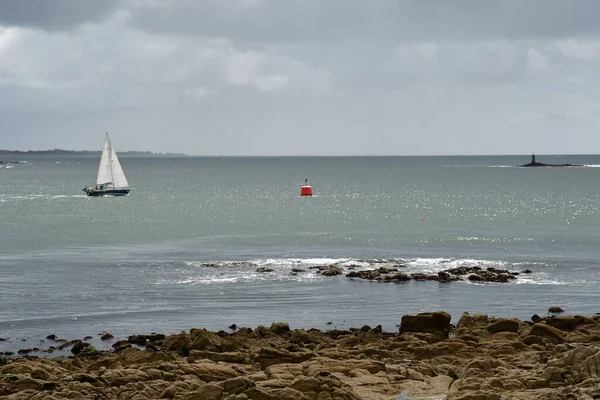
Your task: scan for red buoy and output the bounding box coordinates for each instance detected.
[300,178,313,196]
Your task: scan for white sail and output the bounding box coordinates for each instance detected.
[96,133,129,188]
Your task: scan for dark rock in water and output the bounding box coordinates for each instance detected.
[112,340,132,353]
[128,335,149,346]
[291,268,305,273]
[256,267,274,273]
[400,311,452,338]
[71,341,89,355]
[438,271,451,281]
[522,269,533,274]
[383,272,410,282]
[228,324,237,330]
[531,314,542,323]
[370,325,383,334]
[468,274,485,282]
[346,270,381,280]
[446,266,479,276]
[80,345,102,357]
[17,348,33,355]
[411,273,439,281]
[360,325,372,332]
[147,333,165,342]
[83,336,93,341]
[377,266,398,274]
[145,342,159,352]
[438,271,460,282]
[326,321,332,325]
[46,334,57,340]
[126,333,164,345]
[58,340,80,350]
[321,266,343,276]
[549,306,565,313]
[100,332,114,341]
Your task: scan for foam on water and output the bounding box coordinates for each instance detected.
[176,256,565,285]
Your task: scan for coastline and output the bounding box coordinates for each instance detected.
[3,312,600,399]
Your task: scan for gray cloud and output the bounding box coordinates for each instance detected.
[127,0,600,42]
[1,1,600,155]
[0,0,119,30]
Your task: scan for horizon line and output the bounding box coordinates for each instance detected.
[1,149,599,157]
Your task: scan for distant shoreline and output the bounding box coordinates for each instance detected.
[0,149,188,157]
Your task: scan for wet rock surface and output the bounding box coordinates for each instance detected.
[346,265,520,283]
[4,314,600,399]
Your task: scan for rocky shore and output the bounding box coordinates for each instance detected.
[3,311,600,399]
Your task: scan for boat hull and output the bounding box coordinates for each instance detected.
[84,188,130,197]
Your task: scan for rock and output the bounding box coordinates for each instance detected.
[188,350,249,364]
[101,332,114,341]
[468,274,485,282]
[346,270,381,280]
[180,383,223,400]
[486,318,520,334]
[256,267,274,273]
[382,272,410,282]
[5,314,600,400]
[549,306,565,313]
[457,312,489,329]
[438,271,460,282]
[147,333,165,341]
[187,362,238,382]
[321,266,343,276]
[229,324,238,330]
[529,324,566,344]
[544,315,594,331]
[218,376,255,395]
[410,273,440,281]
[112,340,132,353]
[128,335,149,346]
[46,334,57,340]
[400,311,452,338]
[377,266,398,274]
[80,345,103,357]
[429,375,454,392]
[270,322,291,335]
[71,340,89,355]
[161,331,192,354]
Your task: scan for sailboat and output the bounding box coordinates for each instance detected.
[83,133,131,197]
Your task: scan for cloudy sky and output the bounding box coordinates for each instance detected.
[1,0,600,155]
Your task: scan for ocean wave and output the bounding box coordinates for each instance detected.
[176,257,546,285]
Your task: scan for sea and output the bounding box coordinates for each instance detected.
[1,154,600,353]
